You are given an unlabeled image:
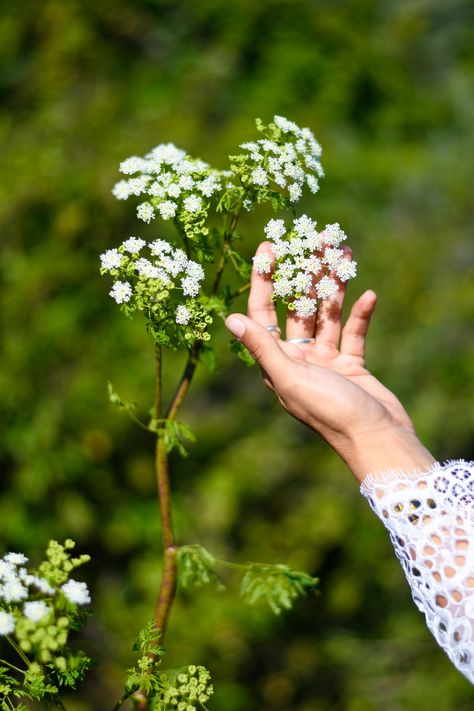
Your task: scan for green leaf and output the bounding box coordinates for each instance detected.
[178,544,223,590]
[229,338,256,367]
[228,250,251,280]
[240,564,319,615]
[149,419,196,457]
[107,381,137,412]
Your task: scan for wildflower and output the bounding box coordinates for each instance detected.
[0,611,15,636]
[336,259,357,282]
[4,553,28,566]
[252,254,272,274]
[1,578,28,602]
[183,195,202,213]
[321,223,346,247]
[264,219,286,241]
[316,275,338,299]
[288,183,302,202]
[175,305,192,325]
[112,180,131,200]
[110,281,132,304]
[181,276,200,297]
[100,249,123,270]
[158,201,177,220]
[136,258,161,279]
[61,579,91,606]
[123,237,146,254]
[29,576,55,595]
[23,601,51,623]
[120,156,149,174]
[137,202,155,223]
[293,296,318,318]
[251,166,269,186]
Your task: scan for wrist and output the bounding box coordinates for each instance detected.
[331,424,436,484]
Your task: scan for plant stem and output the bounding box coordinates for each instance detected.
[165,341,202,422]
[0,657,25,675]
[6,636,30,667]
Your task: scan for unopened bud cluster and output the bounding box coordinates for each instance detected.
[162,665,214,709]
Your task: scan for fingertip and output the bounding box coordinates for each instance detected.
[225,314,247,339]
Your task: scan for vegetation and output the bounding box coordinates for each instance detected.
[1,1,473,709]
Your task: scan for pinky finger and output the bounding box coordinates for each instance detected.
[340,290,377,360]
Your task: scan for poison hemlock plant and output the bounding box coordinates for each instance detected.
[1,117,355,710]
[100,115,353,709]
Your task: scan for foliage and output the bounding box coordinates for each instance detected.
[1,1,473,709]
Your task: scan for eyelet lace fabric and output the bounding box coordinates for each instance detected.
[360,460,474,683]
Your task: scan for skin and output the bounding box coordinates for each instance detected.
[225,242,435,483]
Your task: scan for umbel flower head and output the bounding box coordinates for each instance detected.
[253,216,357,318]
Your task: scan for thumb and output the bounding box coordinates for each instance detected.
[225,314,289,380]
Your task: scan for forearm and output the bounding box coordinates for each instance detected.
[329,424,436,484]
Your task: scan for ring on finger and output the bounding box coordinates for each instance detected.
[265,325,281,333]
[286,337,315,344]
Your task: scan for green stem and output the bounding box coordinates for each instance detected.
[0,657,25,675]
[6,636,30,667]
[112,690,133,711]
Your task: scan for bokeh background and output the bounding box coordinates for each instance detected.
[1,0,474,709]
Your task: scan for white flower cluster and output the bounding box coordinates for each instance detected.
[100,237,205,326]
[253,216,357,318]
[239,115,324,203]
[0,549,91,637]
[112,142,226,224]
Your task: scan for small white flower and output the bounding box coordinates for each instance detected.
[4,553,28,566]
[321,223,346,247]
[273,172,287,188]
[148,181,167,198]
[322,247,345,270]
[274,115,299,134]
[0,562,18,580]
[23,601,50,623]
[119,156,148,174]
[197,176,220,197]
[181,276,200,297]
[273,278,293,297]
[29,576,55,595]
[136,258,160,279]
[112,180,131,200]
[123,237,146,254]
[293,215,317,237]
[148,143,187,165]
[251,166,269,187]
[183,195,202,213]
[293,296,317,318]
[110,281,132,304]
[158,200,177,220]
[100,249,123,270]
[127,176,150,196]
[288,237,305,256]
[137,202,155,223]
[316,275,338,299]
[301,255,322,275]
[288,183,302,202]
[167,183,182,198]
[292,272,313,294]
[306,174,320,193]
[252,254,272,274]
[150,239,172,256]
[270,241,289,259]
[264,219,286,241]
[178,175,195,190]
[0,611,15,636]
[61,579,91,605]
[175,305,192,325]
[336,259,357,282]
[186,261,204,280]
[2,578,28,603]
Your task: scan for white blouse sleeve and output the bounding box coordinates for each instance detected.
[360,460,474,684]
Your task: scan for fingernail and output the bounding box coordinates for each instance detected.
[225,316,246,339]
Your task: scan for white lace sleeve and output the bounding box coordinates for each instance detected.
[360,459,474,684]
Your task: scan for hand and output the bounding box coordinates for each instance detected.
[225,243,435,481]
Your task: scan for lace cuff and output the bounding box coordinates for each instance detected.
[360,460,474,684]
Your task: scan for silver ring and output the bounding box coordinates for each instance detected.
[265,325,281,333]
[286,337,315,344]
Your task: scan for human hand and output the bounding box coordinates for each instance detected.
[225,243,435,481]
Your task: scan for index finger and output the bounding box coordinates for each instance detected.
[247,242,280,336]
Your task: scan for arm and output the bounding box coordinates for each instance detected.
[225,243,474,683]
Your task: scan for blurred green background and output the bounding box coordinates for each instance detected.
[1,0,474,708]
